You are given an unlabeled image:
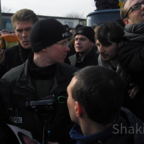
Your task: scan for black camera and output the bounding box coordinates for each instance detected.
[26,94,55,110]
[25,95,67,117]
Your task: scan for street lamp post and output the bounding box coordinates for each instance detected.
[0,0,3,30]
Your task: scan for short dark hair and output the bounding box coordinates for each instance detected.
[115,19,125,28]
[64,24,69,28]
[95,21,124,46]
[11,9,38,29]
[72,66,125,124]
[120,0,128,20]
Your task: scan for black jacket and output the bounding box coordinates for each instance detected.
[117,42,144,76]
[0,57,77,143]
[117,42,144,121]
[65,47,98,69]
[0,43,32,78]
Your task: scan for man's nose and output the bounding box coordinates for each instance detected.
[98,46,105,53]
[64,45,70,52]
[22,31,27,37]
[141,3,144,10]
[75,39,80,44]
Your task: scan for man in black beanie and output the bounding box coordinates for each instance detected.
[65,26,98,69]
[0,19,77,144]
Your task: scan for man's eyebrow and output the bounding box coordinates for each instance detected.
[75,37,86,39]
[17,27,32,30]
[16,28,22,31]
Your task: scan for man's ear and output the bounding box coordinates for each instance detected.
[123,18,131,25]
[75,101,83,117]
[91,42,94,47]
[42,47,48,52]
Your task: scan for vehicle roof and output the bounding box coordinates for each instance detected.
[87,9,120,17]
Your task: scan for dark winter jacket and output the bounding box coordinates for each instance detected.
[117,23,144,91]
[65,47,98,69]
[117,42,144,77]
[0,55,77,144]
[98,55,133,86]
[69,107,144,144]
[117,42,144,121]
[0,43,32,78]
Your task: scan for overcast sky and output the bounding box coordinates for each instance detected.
[2,0,96,18]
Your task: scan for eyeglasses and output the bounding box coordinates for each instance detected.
[124,0,144,18]
[56,41,69,47]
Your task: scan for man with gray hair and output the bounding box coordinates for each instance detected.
[0,9,38,77]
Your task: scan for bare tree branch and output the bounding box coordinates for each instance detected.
[64,12,84,18]
[2,6,12,13]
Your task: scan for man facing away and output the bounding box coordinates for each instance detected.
[0,19,77,144]
[67,66,144,144]
[0,9,38,78]
[65,26,98,69]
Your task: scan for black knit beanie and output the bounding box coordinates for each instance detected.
[30,19,69,52]
[74,26,95,43]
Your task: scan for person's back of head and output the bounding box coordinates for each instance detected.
[69,66,125,124]
[64,24,69,31]
[95,21,124,45]
[11,9,38,30]
[115,19,125,28]
[75,24,83,32]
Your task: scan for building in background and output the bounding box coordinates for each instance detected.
[2,13,86,32]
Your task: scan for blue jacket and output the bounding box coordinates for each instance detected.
[69,107,144,144]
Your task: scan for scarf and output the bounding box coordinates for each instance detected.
[124,22,144,43]
[28,53,56,80]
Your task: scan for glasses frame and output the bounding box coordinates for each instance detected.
[124,0,144,18]
[56,41,69,47]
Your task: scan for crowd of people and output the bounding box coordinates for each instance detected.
[0,0,144,143]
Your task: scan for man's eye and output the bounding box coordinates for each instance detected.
[26,28,31,31]
[132,4,141,11]
[96,44,100,47]
[17,30,22,33]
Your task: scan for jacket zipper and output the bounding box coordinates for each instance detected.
[16,85,37,96]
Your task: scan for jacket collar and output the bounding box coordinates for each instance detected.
[16,53,69,96]
[76,47,95,63]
